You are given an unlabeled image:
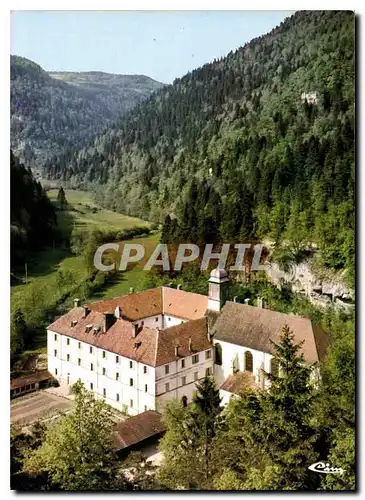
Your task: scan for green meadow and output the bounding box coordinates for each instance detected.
[11,189,159,345]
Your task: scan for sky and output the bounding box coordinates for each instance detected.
[11,11,294,84]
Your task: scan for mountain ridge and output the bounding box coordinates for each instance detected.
[10,55,164,166]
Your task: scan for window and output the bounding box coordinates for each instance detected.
[103,388,106,398]
[116,372,119,381]
[90,382,93,390]
[130,399,133,408]
[205,367,212,377]
[54,349,57,357]
[129,360,133,369]
[116,355,119,363]
[205,350,212,360]
[214,343,222,365]
[116,393,120,402]
[194,372,198,381]
[144,405,148,411]
[102,367,106,376]
[54,334,57,341]
[192,354,199,364]
[55,368,58,376]
[181,359,185,369]
[89,346,93,354]
[145,384,148,393]
[245,351,253,372]
[102,351,106,359]
[143,366,147,374]
[155,317,158,322]
[67,354,70,362]
[129,378,134,387]
[67,338,70,345]
[165,365,169,375]
[90,363,94,371]
[78,342,81,349]
[168,317,171,321]
[78,358,81,366]
[165,383,170,393]
[182,376,186,386]
[271,358,279,377]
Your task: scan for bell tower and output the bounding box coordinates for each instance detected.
[208,267,229,312]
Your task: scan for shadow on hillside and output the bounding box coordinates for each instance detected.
[88,272,129,300]
[11,209,77,282]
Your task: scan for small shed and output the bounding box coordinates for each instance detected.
[10,370,53,399]
[114,410,166,458]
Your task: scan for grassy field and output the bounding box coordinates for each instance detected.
[11,189,160,342]
[87,232,161,301]
[47,189,149,231]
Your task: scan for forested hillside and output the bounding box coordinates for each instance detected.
[11,56,163,166]
[44,11,355,285]
[11,151,56,267]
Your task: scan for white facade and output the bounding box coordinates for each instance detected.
[47,315,214,416]
[132,314,186,330]
[213,339,275,390]
[155,348,214,412]
[47,330,156,415]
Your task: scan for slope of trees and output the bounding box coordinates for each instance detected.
[11,56,163,166]
[44,11,354,284]
[11,150,56,267]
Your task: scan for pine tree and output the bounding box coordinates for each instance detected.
[11,309,27,357]
[57,187,67,207]
[158,378,222,490]
[161,215,172,244]
[191,377,222,482]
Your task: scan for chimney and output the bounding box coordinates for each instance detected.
[129,287,134,294]
[188,337,192,352]
[132,323,138,338]
[103,313,115,333]
[244,298,250,305]
[177,284,182,290]
[74,298,80,308]
[175,345,179,357]
[83,306,90,318]
[233,296,238,303]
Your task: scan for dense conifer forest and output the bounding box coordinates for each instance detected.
[11,56,163,166]
[11,151,56,267]
[44,11,355,286]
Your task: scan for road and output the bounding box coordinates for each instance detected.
[11,391,73,425]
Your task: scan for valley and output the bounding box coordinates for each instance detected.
[10,10,355,493]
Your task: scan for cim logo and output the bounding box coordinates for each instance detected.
[308,462,345,475]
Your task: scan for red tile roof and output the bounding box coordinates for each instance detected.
[86,286,208,321]
[220,371,256,394]
[86,287,162,321]
[47,305,212,367]
[114,411,165,449]
[155,317,211,366]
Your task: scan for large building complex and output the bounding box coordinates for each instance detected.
[47,268,329,414]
